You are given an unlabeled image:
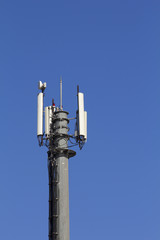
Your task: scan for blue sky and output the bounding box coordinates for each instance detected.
[0,1,160,239]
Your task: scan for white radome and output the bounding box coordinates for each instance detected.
[38,81,47,91]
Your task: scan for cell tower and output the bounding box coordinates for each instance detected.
[37,79,87,240]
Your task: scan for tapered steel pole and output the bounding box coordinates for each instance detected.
[48,110,70,240]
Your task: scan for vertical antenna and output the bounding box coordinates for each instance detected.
[60,77,63,110]
[77,85,79,95]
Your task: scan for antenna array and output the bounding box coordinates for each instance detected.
[37,79,87,240]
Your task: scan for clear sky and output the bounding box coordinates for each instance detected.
[0,1,160,239]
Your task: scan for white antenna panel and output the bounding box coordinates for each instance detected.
[37,92,43,136]
[78,92,85,137]
[48,106,52,125]
[45,107,49,135]
[45,106,52,136]
[84,111,87,141]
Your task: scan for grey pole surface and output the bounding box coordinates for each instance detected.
[48,110,70,240]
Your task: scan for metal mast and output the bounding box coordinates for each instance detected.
[37,79,87,240]
[48,110,71,240]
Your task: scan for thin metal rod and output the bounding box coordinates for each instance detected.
[77,85,79,95]
[60,77,62,110]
